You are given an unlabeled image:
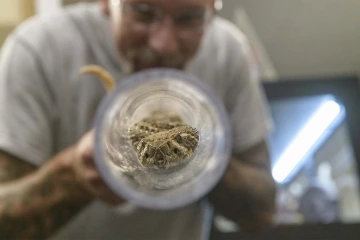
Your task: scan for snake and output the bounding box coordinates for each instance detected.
[80,65,200,169]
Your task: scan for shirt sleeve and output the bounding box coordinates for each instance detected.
[225,36,273,153]
[0,34,55,166]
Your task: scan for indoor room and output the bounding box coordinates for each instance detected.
[0,0,359,239]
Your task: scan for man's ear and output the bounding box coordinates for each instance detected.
[99,0,110,16]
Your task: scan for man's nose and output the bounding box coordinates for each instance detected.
[148,18,180,56]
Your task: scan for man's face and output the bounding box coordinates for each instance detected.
[102,0,214,73]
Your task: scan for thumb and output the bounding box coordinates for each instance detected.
[77,129,95,160]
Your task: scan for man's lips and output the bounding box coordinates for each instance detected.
[132,57,184,72]
[135,61,174,71]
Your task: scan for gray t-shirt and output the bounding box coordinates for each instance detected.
[0,2,272,240]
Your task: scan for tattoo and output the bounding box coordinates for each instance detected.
[233,140,272,170]
[208,140,277,231]
[39,179,55,197]
[0,151,36,183]
[0,198,87,240]
[0,150,92,239]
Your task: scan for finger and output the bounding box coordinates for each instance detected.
[85,181,125,205]
[75,155,98,177]
[77,130,95,160]
[105,194,126,205]
[98,188,126,205]
[86,177,116,197]
[83,168,101,182]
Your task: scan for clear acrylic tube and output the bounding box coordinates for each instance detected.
[94,68,232,210]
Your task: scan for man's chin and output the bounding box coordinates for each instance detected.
[133,63,185,72]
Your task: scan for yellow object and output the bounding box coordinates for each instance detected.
[79,65,116,92]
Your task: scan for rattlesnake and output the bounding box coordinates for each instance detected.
[80,65,199,169]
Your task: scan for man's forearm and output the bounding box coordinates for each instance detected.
[208,141,277,231]
[209,159,276,231]
[0,148,93,240]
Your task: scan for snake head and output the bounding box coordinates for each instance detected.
[136,126,199,169]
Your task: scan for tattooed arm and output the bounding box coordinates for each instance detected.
[0,130,124,240]
[0,151,36,183]
[209,140,277,232]
[0,149,90,239]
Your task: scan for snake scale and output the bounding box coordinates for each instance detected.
[80,65,200,169]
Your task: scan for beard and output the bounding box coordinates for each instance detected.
[124,47,187,73]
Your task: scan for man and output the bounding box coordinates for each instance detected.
[0,0,276,239]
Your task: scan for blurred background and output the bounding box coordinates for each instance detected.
[1,0,360,238]
[1,0,359,79]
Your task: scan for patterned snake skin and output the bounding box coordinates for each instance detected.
[80,65,200,169]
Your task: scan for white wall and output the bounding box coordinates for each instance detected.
[0,0,23,26]
[219,0,360,78]
[0,0,36,46]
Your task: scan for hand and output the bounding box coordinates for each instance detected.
[73,129,126,205]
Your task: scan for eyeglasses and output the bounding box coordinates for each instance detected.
[111,0,214,40]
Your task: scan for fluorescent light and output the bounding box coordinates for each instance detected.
[272,100,341,183]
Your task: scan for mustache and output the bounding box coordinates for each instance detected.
[127,48,186,69]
